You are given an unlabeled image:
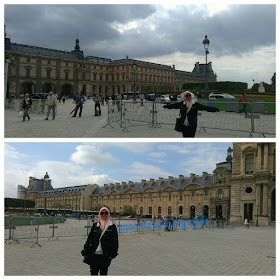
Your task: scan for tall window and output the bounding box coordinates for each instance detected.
[46,70,51,79]
[82,72,86,81]
[65,72,68,80]
[245,153,254,174]
[168,192,172,201]
[158,192,161,202]
[218,188,223,199]
[26,67,31,78]
[205,189,209,200]
[158,206,161,215]
[141,194,143,202]
[191,191,195,200]
[180,192,183,201]
[149,194,153,202]
[168,206,172,215]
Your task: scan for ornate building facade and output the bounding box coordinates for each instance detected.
[19,143,275,225]
[5,32,217,98]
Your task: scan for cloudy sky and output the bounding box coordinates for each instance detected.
[4,2,276,87]
[4,142,232,198]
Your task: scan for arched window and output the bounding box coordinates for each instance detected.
[179,206,183,215]
[168,206,172,215]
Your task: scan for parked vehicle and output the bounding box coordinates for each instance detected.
[160,95,170,103]
[147,94,156,101]
[209,92,236,100]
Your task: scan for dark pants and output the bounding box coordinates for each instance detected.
[73,104,83,117]
[95,103,101,115]
[90,255,111,276]
[182,126,196,137]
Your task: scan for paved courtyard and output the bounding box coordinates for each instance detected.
[5,99,275,138]
[4,226,275,276]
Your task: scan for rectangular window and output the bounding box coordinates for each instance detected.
[169,192,172,201]
[46,70,51,79]
[27,57,30,62]
[82,72,86,81]
[158,192,161,202]
[180,192,183,201]
[191,191,195,200]
[218,188,223,199]
[245,153,254,174]
[205,189,208,200]
[65,72,68,80]
[26,68,30,78]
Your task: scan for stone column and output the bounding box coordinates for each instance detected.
[264,144,269,170]
[262,183,268,216]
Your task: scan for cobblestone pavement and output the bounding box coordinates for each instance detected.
[4,99,274,138]
[4,226,275,276]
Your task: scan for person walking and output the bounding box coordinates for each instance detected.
[163,91,219,137]
[241,92,249,116]
[22,93,32,122]
[81,207,118,276]
[45,91,57,120]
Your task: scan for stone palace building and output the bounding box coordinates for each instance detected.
[18,143,275,226]
[5,31,217,98]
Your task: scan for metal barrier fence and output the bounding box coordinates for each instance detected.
[104,100,275,137]
[5,216,220,246]
[5,98,56,114]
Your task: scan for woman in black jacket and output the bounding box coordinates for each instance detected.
[22,93,32,122]
[81,207,118,275]
[163,91,219,137]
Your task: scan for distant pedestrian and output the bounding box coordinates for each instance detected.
[241,92,248,116]
[22,93,32,122]
[62,96,66,104]
[101,94,105,106]
[163,91,219,137]
[116,93,121,111]
[81,207,118,276]
[140,93,144,106]
[45,91,57,120]
[93,95,101,116]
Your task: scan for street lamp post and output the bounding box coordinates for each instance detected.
[203,35,210,99]
[133,61,137,102]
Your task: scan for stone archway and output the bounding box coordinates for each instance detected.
[61,84,73,97]
[21,81,35,95]
[42,82,55,93]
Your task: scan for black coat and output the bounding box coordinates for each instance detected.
[81,222,118,260]
[22,98,32,109]
[164,101,219,129]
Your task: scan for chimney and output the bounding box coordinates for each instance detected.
[190,173,196,182]
[149,178,155,187]
[128,181,133,188]
[203,172,208,181]
[104,184,109,190]
[115,182,120,188]
[178,175,184,184]
[122,182,126,188]
[168,176,173,184]
[141,179,146,187]
[158,177,164,185]
[195,62,199,73]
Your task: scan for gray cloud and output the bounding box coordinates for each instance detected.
[4,4,275,84]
